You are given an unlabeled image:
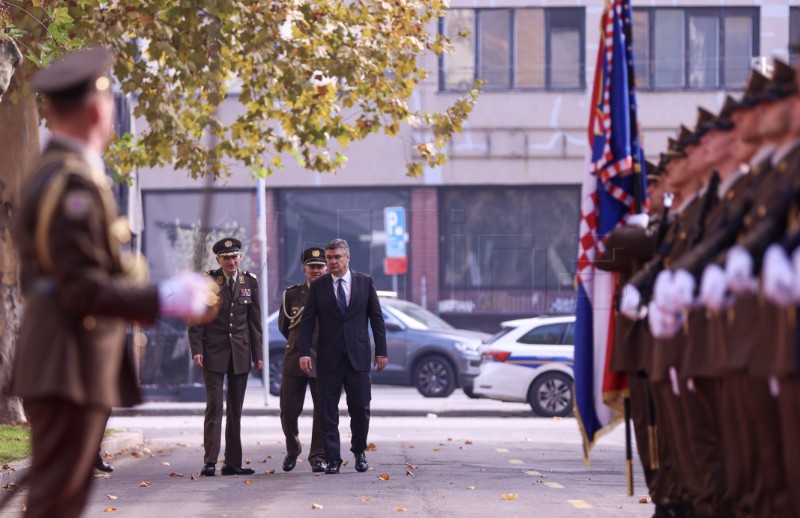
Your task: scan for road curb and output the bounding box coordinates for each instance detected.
[110,408,536,418]
[0,430,144,489]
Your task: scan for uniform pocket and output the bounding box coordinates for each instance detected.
[239,296,252,304]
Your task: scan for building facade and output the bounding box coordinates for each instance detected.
[137,1,798,377]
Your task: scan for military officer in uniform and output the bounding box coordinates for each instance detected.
[189,237,263,477]
[278,246,328,473]
[11,48,212,518]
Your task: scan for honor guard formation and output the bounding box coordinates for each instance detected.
[600,52,800,518]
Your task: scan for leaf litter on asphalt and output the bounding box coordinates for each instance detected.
[377,473,390,481]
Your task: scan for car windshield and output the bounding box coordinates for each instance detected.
[383,300,454,330]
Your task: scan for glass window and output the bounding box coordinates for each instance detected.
[689,15,719,89]
[439,187,580,289]
[549,10,582,89]
[724,15,752,87]
[516,9,545,88]
[443,10,475,91]
[632,10,650,88]
[562,323,575,345]
[440,8,584,91]
[518,323,566,345]
[637,7,758,90]
[654,10,684,88]
[479,9,512,89]
[792,8,800,62]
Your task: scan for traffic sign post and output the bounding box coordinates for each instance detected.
[384,207,407,292]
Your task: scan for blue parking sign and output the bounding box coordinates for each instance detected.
[384,207,406,258]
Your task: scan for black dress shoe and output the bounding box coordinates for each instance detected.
[325,460,342,474]
[282,455,297,472]
[221,465,255,476]
[355,453,368,473]
[311,460,327,473]
[201,464,216,477]
[95,453,114,473]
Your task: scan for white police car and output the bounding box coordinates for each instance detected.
[473,315,575,417]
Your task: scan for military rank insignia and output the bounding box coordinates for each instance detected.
[241,288,252,297]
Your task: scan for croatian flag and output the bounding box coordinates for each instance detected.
[574,0,647,460]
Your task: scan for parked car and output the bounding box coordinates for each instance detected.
[263,294,490,398]
[473,315,575,417]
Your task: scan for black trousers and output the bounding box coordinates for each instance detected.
[202,359,249,466]
[317,354,372,462]
[280,374,325,462]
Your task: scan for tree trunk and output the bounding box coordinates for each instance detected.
[0,63,40,424]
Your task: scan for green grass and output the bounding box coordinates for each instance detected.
[0,424,30,464]
[104,428,124,437]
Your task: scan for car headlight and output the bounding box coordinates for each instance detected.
[454,341,481,354]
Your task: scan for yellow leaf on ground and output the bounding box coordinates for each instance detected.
[245,480,254,485]
[501,493,518,500]
[106,495,119,500]
[433,448,441,452]
[377,473,390,481]
[311,503,324,510]
[266,469,276,475]
[342,460,349,467]
[406,445,414,449]
[405,470,414,477]
[104,508,116,513]
[169,472,184,478]
[406,463,417,469]
[639,497,652,504]
[366,443,377,451]
[139,481,151,488]
[360,496,372,502]
[395,507,407,512]
[245,459,251,465]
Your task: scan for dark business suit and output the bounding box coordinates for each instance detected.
[298,270,387,462]
[188,268,263,466]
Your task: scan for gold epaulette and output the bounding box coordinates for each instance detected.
[244,271,257,279]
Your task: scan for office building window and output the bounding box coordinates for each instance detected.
[439,186,579,290]
[440,8,585,92]
[791,8,800,62]
[633,7,758,90]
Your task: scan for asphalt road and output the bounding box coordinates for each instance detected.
[1,414,654,517]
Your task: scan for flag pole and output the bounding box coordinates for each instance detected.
[624,397,634,496]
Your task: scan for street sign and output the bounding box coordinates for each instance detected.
[384,207,407,276]
[384,207,406,258]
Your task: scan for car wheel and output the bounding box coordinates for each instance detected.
[528,372,573,417]
[268,354,283,397]
[413,356,456,398]
[462,386,481,399]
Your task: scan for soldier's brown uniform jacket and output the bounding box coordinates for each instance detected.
[12,142,160,409]
[188,268,263,373]
[278,282,320,378]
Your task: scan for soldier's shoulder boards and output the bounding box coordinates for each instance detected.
[244,271,257,279]
[286,282,304,291]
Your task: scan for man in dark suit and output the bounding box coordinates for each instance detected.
[12,48,213,518]
[189,237,263,477]
[278,246,327,473]
[298,238,388,474]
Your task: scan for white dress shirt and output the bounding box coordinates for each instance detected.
[331,269,352,306]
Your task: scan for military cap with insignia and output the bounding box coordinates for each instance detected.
[763,59,797,101]
[687,107,716,144]
[32,48,113,108]
[733,70,770,111]
[669,126,693,155]
[645,159,661,182]
[301,246,326,266]
[212,237,242,257]
[699,96,737,133]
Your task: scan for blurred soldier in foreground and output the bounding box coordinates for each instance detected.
[278,247,328,473]
[11,48,212,518]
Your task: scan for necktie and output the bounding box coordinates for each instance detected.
[228,277,235,297]
[337,278,347,315]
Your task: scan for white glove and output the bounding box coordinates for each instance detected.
[726,245,757,294]
[159,271,214,319]
[671,269,696,311]
[648,301,682,338]
[619,284,643,320]
[627,213,650,229]
[791,247,800,303]
[647,301,665,337]
[762,244,795,307]
[700,264,728,312]
[653,270,676,312]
